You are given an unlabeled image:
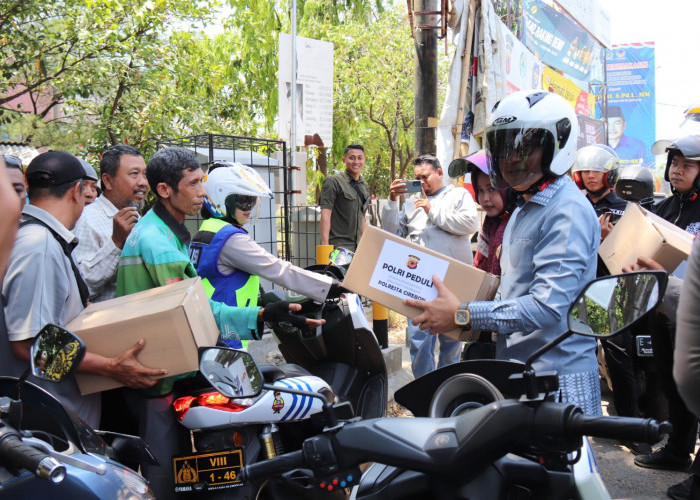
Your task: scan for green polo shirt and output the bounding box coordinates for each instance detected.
[319,170,369,251]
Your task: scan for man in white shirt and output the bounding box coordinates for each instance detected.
[73,145,148,302]
[382,154,479,377]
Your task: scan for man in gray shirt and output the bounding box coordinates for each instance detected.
[1,151,164,428]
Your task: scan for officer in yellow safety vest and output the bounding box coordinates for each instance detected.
[190,161,344,349]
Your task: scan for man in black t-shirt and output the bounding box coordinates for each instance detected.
[572,145,649,453]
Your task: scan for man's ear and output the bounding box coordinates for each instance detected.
[156,182,171,199]
[101,173,113,191]
[70,181,84,203]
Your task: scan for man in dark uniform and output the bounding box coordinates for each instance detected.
[319,144,370,251]
[632,136,700,496]
[572,145,650,453]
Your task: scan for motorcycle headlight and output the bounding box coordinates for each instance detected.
[108,463,154,499]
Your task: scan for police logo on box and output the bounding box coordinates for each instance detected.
[407,255,420,269]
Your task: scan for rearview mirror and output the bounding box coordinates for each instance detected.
[568,271,667,338]
[30,324,86,381]
[198,347,263,398]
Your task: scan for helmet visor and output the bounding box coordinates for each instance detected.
[572,145,619,174]
[235,195,257,212]
[486,127,553,190]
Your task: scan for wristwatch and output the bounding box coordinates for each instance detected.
[454,302,471,330]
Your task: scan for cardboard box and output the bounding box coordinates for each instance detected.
[69,278,220,395]
[599,202,694,275]
[342,226,500,341]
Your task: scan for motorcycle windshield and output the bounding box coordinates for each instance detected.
[0,377,106,455]
[394,360,528,417]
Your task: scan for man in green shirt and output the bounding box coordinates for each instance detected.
[319,144,370,251]
[116,147,323,500]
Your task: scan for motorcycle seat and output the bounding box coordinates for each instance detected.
[259,364,313,382]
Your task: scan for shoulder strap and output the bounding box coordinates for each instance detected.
[350,179,368,208]
[19,218,89,307]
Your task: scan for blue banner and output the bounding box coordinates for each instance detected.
[600,43,656,168]
[521,0,604,82]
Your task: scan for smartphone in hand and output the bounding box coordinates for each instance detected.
[403,179,423,193]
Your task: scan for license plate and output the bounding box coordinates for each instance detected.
[636,335,653,357]
[173,449,244,494]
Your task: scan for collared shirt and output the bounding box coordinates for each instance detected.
[468,176,601,376]
[117,201,261,396]
[1,204,100,427]
[73,195,122,302]
[381,184,479,263]
[117,202,260,334]
[319,170,370,251]
[614,134,653,168]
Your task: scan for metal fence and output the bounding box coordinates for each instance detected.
[157,134,291,265]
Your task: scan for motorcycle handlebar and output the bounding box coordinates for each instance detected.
[242,449,305,483]
[0,424,66,483]
[569,413,671,443]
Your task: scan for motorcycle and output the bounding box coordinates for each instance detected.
[171,248,388,498]
[192,271,670,499]
[0,324,155,499]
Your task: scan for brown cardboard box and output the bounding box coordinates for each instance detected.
[69,277,220,395]
[599,202,694,275]
[342,226,500,341]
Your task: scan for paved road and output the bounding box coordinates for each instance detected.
[592,391,688,500]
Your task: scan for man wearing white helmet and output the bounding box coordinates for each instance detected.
[406,91,602,415]
[572,144,628,239]
[190,161,343,348]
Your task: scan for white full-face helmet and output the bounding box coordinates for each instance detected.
[485,90,579,191]
[202,161,273,223]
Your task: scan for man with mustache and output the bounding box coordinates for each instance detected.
[73,145,147,302]
[406,91,602,415]
[115,147,322,500]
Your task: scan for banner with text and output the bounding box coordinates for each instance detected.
[369,240,449,303]
[501,23,543,94]
[521,0,604,82]
[542,66,595,118]
[278,34,334,148]
[600,43,656,168]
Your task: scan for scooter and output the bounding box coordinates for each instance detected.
[0,324,155,499]
[171,248,388,498]
[192,271,670,499]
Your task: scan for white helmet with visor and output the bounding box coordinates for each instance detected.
[202,161,273,222]
[485,90,579,191]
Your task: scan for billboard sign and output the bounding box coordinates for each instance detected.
[521,0,603,82]
[601,43,656,168]
[542,66,595,118]
[554,0,611,47]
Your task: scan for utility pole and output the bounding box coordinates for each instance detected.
[413,0,440,156]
